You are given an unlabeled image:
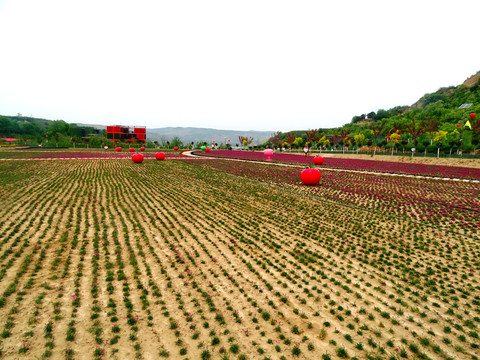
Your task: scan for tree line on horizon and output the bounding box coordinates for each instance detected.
[0,115,105,147]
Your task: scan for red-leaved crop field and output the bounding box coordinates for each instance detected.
[0,149,479,360]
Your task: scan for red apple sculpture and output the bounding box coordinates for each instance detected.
[313,156,324,165]
[132,153,144,163]
[155,152,166,160]
[300,166,321,185]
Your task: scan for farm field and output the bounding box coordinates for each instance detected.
[0,152,479,360]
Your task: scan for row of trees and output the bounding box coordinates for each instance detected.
[265,115,480,154]
[3,115,479,153]
[0,116,102,146]
[0,116,260,150]
[0,116,252,150]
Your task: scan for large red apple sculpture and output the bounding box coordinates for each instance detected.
[173,146,179,151]
[129,148,135,152]
[313,156,324,165]
[140,146,145,151]
[155,152,165,160]
[470,113,476,119]
[205,148,210,152]
[116,147,122,152]
[132,153,144,163]
[300,166,321,185]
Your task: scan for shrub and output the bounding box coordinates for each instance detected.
[410,343,419,353]
[292,346,301,356]
[420,337,430,346]
[336,347,348,358]
[229,344,239,354]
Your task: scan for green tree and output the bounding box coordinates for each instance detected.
[389,132,401,144]
[47,120,70,138]
[293,137,304,148]
[317,135,330,148]
[351,114,365,123]
[0,116,14,135]
[171,136,183,148]
[354,133,366,147]
[433,130,448,146]
[447,129,461,149]
[88,135,102,147]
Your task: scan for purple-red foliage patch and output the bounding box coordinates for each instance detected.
[197,150,480,180]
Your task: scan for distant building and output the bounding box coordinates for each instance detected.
[106,126,146,144]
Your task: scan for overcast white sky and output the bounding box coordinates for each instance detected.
[0,0,479,132]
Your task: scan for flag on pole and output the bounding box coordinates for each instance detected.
[465,120,472,130]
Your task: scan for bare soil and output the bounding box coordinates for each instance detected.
[0,159,478,360]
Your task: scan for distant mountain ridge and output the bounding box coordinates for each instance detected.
[69,124,274,145]
[147,127,273,145]
[74,123,106,130]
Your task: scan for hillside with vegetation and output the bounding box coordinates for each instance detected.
[269,71,480,154]
[0,115,103,147]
